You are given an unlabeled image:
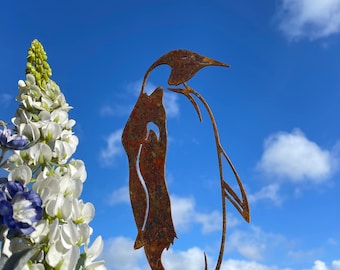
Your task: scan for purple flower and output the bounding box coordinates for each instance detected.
[0,128,30,150]
[3,180,25,199]
[0,192,12,225]
[0,180,42,235]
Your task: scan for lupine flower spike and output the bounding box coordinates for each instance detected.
[0,39,106,270]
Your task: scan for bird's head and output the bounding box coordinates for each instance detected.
[140,49,230,122]
[146,49,229,86]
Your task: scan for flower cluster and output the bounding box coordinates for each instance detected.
[0,179,42,235]
[0,40,106,270]
[0,127,29,150]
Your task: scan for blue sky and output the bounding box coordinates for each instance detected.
[1,1,340,269]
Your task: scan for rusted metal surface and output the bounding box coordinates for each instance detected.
[122,87,176,270]
[122,50,250,270]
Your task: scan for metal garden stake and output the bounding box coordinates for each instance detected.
[122,50,250,270]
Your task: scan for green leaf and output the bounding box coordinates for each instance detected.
[0,248,35,270]
[75,254,86,270]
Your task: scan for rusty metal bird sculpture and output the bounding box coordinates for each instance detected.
[122,50,250,270]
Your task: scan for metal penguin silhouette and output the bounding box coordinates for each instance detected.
[122,50,250,270]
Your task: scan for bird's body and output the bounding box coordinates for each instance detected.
[122,87,176,270]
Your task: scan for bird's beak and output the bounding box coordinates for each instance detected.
[200,57,230,68]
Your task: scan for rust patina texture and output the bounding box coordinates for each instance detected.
[122,50,250,270]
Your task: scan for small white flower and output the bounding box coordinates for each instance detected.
[30,220,49,244]
[85,236,104,261]
[27,143,53,165]
[40,96,54,111]
[60,221,79,248]
[69,159,87,182]
[45,242,62,267]
[46,240,80,269]
[37,110,51,123]
[45,193,73,220]
[8,164,32,185]
[51,109,70,127]
[61,177,82,197]
[23,95,43,111]
[12,108,31,125]
[78,223,91,245]
[85,261,107,270]
[18,80,26,88]
[65,119,76,129]
[61,245,80,270]
[26,74,36,85]
[18,122,41,142]
[84,236,106,270]
[72,199,95,224]
[33,175,60,203]
[41,122,62,141]
[4,152,25,170]
[53,130,78,163]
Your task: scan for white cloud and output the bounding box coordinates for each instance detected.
[100,79,180,118]
[248,183,282,206]
[102,236,295,270]
[308,260,328,270]
[257,129,334,183]
[221,259,283,270]
[99,105,115,116]
[101,236,209,270]
[102,237,207,270]
[101,237,340,270]
[0,93,11,108]
[107,190,231,234]
[163,92,179,117]
[276,0,340,40]
[99,103,134,117]
[327,237,338,245]
[195,211,224,234]
[333,260,340,270]
[171,194,240,234]
[100,128,123,166]
[304,260,340,270]
[288,248,321,261]
[101,236,147,270]
[170,195,195,231]
[226,225,286,261]
[163,247,209,270]
[109,185,129,205]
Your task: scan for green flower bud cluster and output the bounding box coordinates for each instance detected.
[26,39,52,89]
